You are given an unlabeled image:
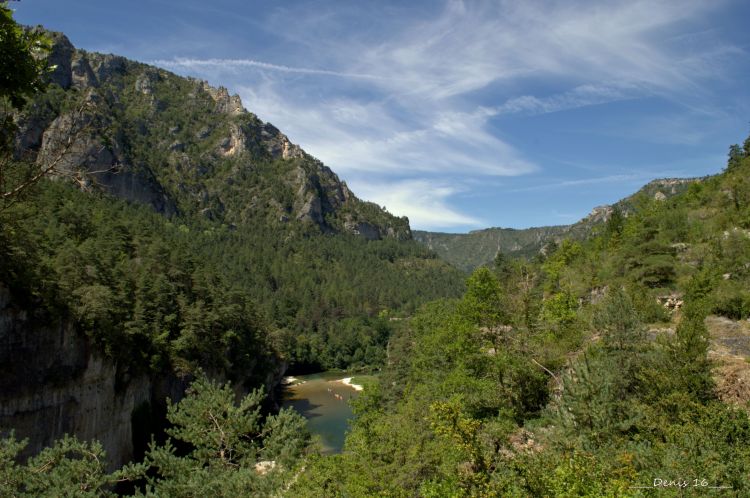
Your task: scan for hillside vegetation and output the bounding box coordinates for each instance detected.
[289,136,750,496]
[415,178,697,271]
[0,17,463,493]
[3,29,464,376]
[3,9,750,495]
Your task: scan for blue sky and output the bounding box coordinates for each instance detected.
[14,0,750,232]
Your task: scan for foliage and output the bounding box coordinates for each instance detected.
[1,178,462,378]
[6,22,750,495]
[140,373,310,496]
[0,5,54,207]
[0,6,50,108]
[292,131,750,495]
[0,433,144,497]
[0,374,310,496]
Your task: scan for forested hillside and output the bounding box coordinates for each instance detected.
[3,6,750,496]
[20,30,412,239]
[415,178,698,271]
[3,28,464,374]
[0,12,463,490]
[289,138,750,496]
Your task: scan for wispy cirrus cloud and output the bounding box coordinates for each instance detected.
[480,84,641,118]
[509,173,658,193]
[152,57,383,80]
[237,84,536,177]
[352,0,736,100]
[148,0,743,230]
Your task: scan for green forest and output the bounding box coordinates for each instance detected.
[289,138,750,495]
[2,4,750,496]
[6,138,750,496]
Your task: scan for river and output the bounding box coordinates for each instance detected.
[281,372,361,454]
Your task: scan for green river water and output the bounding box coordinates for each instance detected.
[281,372,361,454]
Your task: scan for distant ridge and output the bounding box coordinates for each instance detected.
[414,177,701,271]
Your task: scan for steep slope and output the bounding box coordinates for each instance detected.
[415,177,699,271]
[7,31,466,371]
[290,136,750,497]
[16,31,410,240]
[0,29,465,469]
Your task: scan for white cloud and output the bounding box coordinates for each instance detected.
[349,178,484,230]
[354,0,733,100]
[508,174,649,193]
[480,83,640,118]
[152,57,383,80]
[237,85,536,177]
[150,0,738,230]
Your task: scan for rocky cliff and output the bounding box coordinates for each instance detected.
[0,283,157,470]
[16,30,411,241]
[0,279,287,470]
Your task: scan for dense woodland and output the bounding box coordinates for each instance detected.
[2,6,750,496]
[1,179,462,377]
[287,138,750,496]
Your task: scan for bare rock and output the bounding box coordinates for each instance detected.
[71,53,97,89]
[585,205,613,223]
[134,71,158,95]
[219,123,247,157]
[344,221,381,240]
[86,53,127,83]
[201,82,245,116]
[262,123,304,160]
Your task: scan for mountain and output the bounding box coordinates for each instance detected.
[0,29,464,470]
[17,31,410,241]
[4,16,750,495]
[415,177,699,271]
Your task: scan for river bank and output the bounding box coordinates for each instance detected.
[280,372,364,453]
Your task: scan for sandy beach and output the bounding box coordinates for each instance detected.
[338,377,364,391]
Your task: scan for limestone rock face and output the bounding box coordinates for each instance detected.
[45,31,74,89]
[219,123,247,157]
[41,31,126,91]
[19,29,413,241]
[0,278,287,470]
[201,82,245,116]
[36,111,177,215]
[344,221,380,240]
[86,52,127,83]
[0,284,161,470]
[135,71,157,95]
[71,52,97,89]
[585,205,614,223]
[261,123,304,160]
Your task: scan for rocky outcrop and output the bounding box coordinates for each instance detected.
[44,31,74,89]
[0,280,287,469]
[33,105,177,216]
[584,205,613,224]
[0,284,172,470]
[261,123,305,160]
[345,221,381,241]
[71,52,97,89]
[219,123,247,157]
[201,82,244,116]
[706,316,750,410]
[17,29,412,241]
